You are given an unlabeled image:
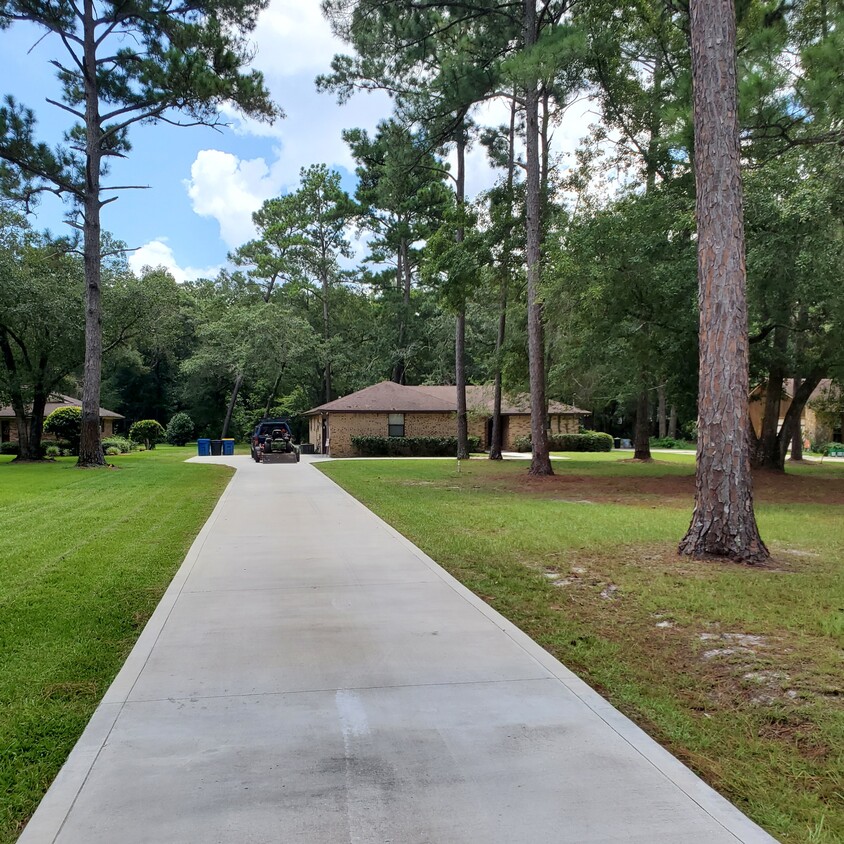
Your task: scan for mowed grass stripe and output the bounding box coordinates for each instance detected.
[0,449,232,844]
[318,455,844,844]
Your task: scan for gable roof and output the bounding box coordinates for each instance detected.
[305,381,589,416]
[0,393,124,420]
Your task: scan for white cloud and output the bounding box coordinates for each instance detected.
[184,150,286,248]
[129,238,222,283]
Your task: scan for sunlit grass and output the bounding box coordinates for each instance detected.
[0,447,232,843]
[319,456,844,844]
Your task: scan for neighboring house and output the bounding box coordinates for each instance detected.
[305,381,590,458]
[749,379,843,445]
[0,394,124,443]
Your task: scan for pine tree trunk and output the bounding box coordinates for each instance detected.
[523,0,552,476]
[634,387,653,461]
[489,95,517,462]
[679,0,768,563]
[657,385,667,439]
[454,127,469,460]
[668,405,678,439]
[322,271,331,403]
[221,373,243,439]
[77,0,106,467]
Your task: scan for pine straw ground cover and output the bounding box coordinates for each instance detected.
[318,453,844,844]
[0,448,233,844]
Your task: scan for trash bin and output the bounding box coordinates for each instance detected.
[613,437,621,450]
[222,438,235,456]
[210,439,223,456]
[299,443,315,455]
[197,438,211,457]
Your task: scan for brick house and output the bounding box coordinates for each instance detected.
[305,381,589,457]
[0,394,124,444]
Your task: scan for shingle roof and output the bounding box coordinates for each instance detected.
[0,393,124,420]
[305,381,589,416]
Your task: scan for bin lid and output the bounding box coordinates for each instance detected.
[197,438,211,442]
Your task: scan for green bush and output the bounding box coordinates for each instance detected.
[44,406,82,452]
[165,412,194,447]
[650,437,691,449]
[351,435,482,457]
[101,435,134,454]
[129,419,166,450]
[135,443,147,452]
[816,441,844,456]
[1,441,20,455]
[105,446,121,456]
[515,431,613,453]
[45,445,61,458]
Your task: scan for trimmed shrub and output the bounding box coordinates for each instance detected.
[129,419,166,450]
[1,441,21,455]
[352,435,482,457]
[135,444,147,452]
[165,412,194,446]
[45,445,61,458]
[101,435,134,454]
[105,446,121,456]
[44,406,82,453]
[515,431,613,453]
[817,441,844,457]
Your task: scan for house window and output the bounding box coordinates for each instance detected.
[388,413,405,438]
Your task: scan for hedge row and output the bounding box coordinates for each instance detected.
[513,431,614,453]
[351,435,482,457]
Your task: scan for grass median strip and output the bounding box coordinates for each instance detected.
[0,448,232,844]
[318,454,844,844]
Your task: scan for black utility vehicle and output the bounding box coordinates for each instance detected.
[250,418,298,462]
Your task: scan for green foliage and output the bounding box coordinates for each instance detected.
[816,442,844,457]
[515,431,613,453]
[129,419,166,449]
[100,436,134,454]
[351,435,482,457]
[650,437,692,449]
[0,441,19,455]
[105,447,120,456]
[165,412,194,447]
[44,406,82,452]
[44,445,60,458]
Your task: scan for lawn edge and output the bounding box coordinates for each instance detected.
[16,462,236,844]
[315,461,779,844]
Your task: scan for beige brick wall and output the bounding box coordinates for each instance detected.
[326,412,390,457]
[405,412,454,438]
[550,415,580,436]
[504,415,531,450]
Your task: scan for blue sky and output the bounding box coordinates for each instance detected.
[0,2,593,282]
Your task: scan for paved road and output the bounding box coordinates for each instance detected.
[21,456,777,843]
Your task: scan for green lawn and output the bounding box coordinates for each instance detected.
[0,447,232,843]
[318,454,844,844]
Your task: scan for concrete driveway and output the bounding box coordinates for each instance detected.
[20,456,777,843]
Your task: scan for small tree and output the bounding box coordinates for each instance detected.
[130,419,166,451]
[165,413,194,447]
[44,406,82,455]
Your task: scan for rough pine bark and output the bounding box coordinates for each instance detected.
[657,385,667,439]
[679,0,768,563]
[669,405,678,439]
[523,0,552,476]
[77,0,106,467]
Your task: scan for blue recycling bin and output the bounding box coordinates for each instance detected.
[222,438,235,456]
[197,438,211,457]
